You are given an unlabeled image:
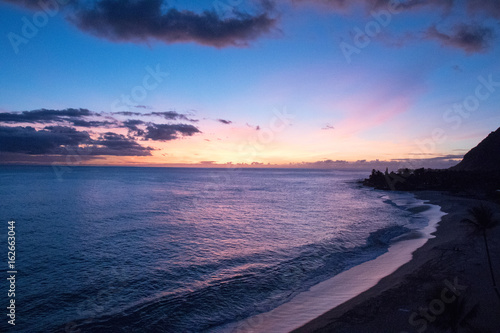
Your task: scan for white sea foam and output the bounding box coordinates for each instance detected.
[217,193,446,333]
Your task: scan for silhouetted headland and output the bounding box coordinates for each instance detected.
[297,128,500,332]
[363,127,500,198]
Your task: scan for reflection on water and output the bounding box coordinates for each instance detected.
[0,166,429,332]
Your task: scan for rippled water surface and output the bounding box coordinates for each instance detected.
[0,166,428,332]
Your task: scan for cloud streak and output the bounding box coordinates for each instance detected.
[71,0,277,47]
[91,132,153,156]
[2,0,277,48]
[0,126,90,154]
[292,0,454,12]
[0,108,95,123]
[144,124,201,141]
[0,125,153,156]
[425,24,495,53]
[0,108,204,159]
[466,0,500,18]
[3,0,498,52]
[113,111,197,122]
[293,0,498,54]
[1,0,43,9]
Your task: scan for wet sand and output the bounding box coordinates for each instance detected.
[222,194,446,333]
[293,191,500,333]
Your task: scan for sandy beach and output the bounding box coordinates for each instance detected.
[293,191,500,333]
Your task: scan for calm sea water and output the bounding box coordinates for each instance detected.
[0,166,429,332]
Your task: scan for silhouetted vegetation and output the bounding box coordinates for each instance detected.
[363,168,500,198]
[462,205,500,301]
[364,127,500,197]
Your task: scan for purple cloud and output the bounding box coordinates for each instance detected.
[1,0,277,48]
[144,123,201,141]
[0,125,153,156]
[466,0,500,18]
[292,0,453,12]
[425,24,495,53]
[71,0,277,48]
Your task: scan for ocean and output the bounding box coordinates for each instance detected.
[0,166,440,332]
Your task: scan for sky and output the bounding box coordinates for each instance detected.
[0,0,499,169]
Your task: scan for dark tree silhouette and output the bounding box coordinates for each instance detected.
[462,205,500,301]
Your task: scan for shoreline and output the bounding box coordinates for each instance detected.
[219,191,446,332]
[293,191,500,333]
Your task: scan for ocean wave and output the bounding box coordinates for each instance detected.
[61,224,415,333]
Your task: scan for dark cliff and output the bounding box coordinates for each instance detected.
[451,127,500,171]
[363,127,500,196]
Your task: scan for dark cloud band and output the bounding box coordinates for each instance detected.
[0,125,153,156]
[72,0,277,47]
[144,123,201,141]
[0,108,94,123]
[425,24,495,53]
[2,0,277,48]
[0,108,202,158]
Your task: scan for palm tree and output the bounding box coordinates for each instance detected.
[462,204,500,301]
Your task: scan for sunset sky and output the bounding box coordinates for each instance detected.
[1,0,499,168]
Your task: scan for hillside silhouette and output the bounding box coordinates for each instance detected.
[451,127,500,171]
[364,127,500,196]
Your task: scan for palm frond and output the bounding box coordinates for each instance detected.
[461,218,479,228]
[465,205,497,230]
